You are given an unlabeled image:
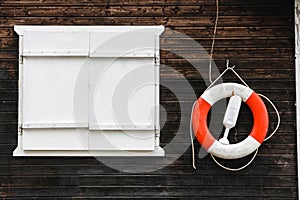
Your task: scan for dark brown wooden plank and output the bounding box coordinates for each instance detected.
[159,108,294,123]
[0,113,17,122]
[0,16,293,27]
[161,37,294,48]
[0,101,17,112]
[164,27,294,37]
[0,175,296,188]
[161,121,295,133]
[0,28,14,38]
[0,163,296,176]
[0,68,18,80]
[160,48,294,59]
[0,5,293,17]
[0,38,18,49]
[0,0,291,6]
[161,59,295,69]
[0,58,294,69]
[159,86,296,99]
[0,50,18,59]
[0,198,297,200]
[0,152,294,165]
[160,69,295,81]
[1,186,296,198]
[0,92,18,100]
[0,80,18,89]
[0,66,295,81]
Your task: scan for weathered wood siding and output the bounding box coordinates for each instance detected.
[0,0,297,199]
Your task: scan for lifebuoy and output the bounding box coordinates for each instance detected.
[192,83,269,159]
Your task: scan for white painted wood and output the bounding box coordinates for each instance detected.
[23,31,89,56]
[23,50,88,57]
[22,129,154,151]
[89,57,155,128]
[15,26,164,35]
[88,125,154,130]
[154,34,161,147]
[14,134,164,157]
[22,57,89,126]
[89,31,155,57]
[22,123,88,129]
[23,129,89,150]
[14,148,165,156]
[18,35,24,134]
[89,130,155,151]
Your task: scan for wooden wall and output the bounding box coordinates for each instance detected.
[0,0,297,199]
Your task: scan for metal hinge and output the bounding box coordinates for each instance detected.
[155,55,160,66]
[19,35,24,64]
[19,55,23,64]
[18,127,23,135]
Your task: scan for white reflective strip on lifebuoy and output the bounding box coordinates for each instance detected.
[201,83,253,106]
[207,136,261,159]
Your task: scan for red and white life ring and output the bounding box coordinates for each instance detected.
[192,83,269,159]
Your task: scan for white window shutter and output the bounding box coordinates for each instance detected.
[14,26,164,157]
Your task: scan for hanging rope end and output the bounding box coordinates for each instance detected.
[226,59,230,68]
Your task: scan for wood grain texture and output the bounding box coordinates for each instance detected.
[0,0,297,199]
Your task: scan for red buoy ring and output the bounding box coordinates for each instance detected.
[192,83,269,159]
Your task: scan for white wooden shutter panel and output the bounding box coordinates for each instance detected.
[23,31,89,56]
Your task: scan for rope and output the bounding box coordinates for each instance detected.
[205,61,249,92]
[258,94,281,141]
[210,149,258,171]
[208,0,219,84]
[191,0,219,169]
[190,101,197,169]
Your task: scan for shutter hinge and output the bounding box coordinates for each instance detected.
[18,127,23,135]
[155,55,160,65]
[19,55,23,64]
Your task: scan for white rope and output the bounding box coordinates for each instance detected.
[190,101,197,169]
[191,0,219,168]
[258,93,281,141]
[230,68,249,88]
[210,149,258,171]
[206,61,250,92]
[205,65,231,91]
[208,0,219,84]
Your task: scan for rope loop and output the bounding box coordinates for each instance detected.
[210,149,259,171]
